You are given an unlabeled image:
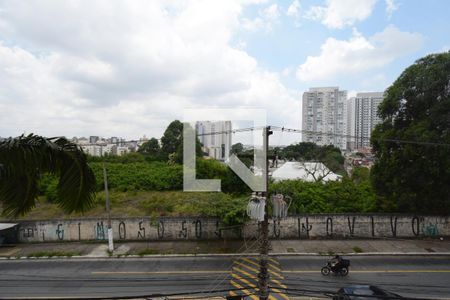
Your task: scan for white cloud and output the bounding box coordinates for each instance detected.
[296,25,423,81]
[287,0,300,16]
[241,17,265,31]
[0,0,300,140]
[385,0,399,18]
[261,4,280,21]
[241,3,281,32]
[287,0,301,27]
[281,67,294,77]
[305,0,377,29]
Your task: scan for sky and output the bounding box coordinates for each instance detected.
[0,0,449,143]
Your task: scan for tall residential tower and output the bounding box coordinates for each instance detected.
[347,92,384,150]
[195,121,232,161]
[302,87,348,150]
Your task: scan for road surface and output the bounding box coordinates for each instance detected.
[0,255,449,299]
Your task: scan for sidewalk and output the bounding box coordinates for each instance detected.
[1,238,449,259]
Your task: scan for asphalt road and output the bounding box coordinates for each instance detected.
[0,255,449,299]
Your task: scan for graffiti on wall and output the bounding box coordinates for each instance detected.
[298,217,312,238]
[16,215,448,242]
[137,221,146,239]
[56,224,64,240]
[423,222,439,237]
[95,222,106,240]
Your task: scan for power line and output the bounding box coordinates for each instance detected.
[195,125,450,148]
[271,126,450,147]
[196,126,264,137]
[72,125,450,148]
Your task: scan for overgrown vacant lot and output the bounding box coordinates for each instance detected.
[3,158,379,224]
[17,191,248,225]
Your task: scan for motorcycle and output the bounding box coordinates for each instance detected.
[321,259,350,276]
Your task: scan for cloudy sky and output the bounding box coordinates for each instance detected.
[0,0,449,142]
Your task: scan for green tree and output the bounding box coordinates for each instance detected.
[0,134,96,217]
[161,120,203,163]
[280,142,345,174]
[161,120,183,159]
[351,166,370,184]
[138,138,161,158]
[231,143,244,155]
[371,52,450,213]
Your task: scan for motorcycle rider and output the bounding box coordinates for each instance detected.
[329,255,342,272]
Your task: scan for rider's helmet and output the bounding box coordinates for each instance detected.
[335,255,340,259]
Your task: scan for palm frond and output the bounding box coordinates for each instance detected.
[0,134,96,217]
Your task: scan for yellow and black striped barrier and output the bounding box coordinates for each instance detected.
[229,257,289,300]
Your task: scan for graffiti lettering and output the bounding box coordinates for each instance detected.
[412,216,421,236]
[423,223,439,237]
[326,217,333,237]
[371,216,375,237]
[22,227,36,238]
[96,222,105,240]
[390,216,397,237]
[119,221,126,239]
[137,221,146,239]
[158,221,164,239]
[194,219,202,239]
[56,224,64,240]
[179,220,188,238]
[298,217,312,239]
[347,217,356,237]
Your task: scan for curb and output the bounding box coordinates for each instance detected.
[2,252,450,260]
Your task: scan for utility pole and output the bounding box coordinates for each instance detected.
[103,163,114,252]
[258,126,272,300]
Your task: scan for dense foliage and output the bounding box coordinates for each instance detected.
[90,162,183,191]
[271,169,377,213]
[160,120,203,163]
[138,138,162,160]
[371,52,450,213]
[41,157,249,195]
[279,142,345,175]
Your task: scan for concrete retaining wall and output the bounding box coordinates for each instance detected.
[11,214,450,242]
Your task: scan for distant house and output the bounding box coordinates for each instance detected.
[271,161,341,182]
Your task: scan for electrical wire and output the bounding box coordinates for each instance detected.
[201,236,263,295]
[72,125,450,148]
[271,126,450,147]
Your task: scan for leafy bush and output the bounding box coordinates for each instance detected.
[195,159,250,195]
[270,177,377,214]
[89,162,183,191]
[39,175,59,202]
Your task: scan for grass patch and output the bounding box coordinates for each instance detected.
[287,247,296,253]
[137,248,160,256]
[327,250,335,256]
[27,251,81,258]
[352,246,363,253]
[14,191,248,226]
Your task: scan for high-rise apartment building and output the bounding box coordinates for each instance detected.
[302,87,348,150]
[89,136,99,144]
[347,92,384,150]
[196,121,232,161]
